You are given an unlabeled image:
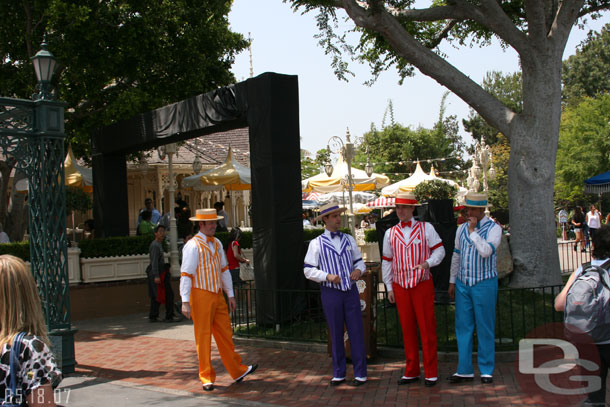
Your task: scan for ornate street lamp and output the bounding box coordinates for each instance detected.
[324,148,334,177]
[364,145,374,177]
[325,128,356,236]
[159,143,180,273]
[0,38,75,372]
[467,137,494,215]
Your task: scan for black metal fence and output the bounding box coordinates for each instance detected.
[558,240,592,274]
[230,283,565,352]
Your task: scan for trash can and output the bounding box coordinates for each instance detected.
[327,262,378,360]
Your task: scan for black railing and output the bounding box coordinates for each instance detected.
[558,240,592,274]
[230,284,565,352]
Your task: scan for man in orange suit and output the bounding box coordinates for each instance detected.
[180,208,257,391]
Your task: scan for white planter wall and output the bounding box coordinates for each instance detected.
[26,247,82,284]
[80,253,168,283]
[359,243,380,262]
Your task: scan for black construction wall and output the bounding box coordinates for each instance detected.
[246,73,305,325]
[92,152,129,237]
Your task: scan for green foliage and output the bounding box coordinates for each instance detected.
[364,228,378,243]
[215,231,253,250]
[488,134,510,224]
[353,96,466,184]
[78,235,167,258]
[0,242,30,261]
[414,180,457,201]
[563,23,610,104]
[65,186,92,215]
[555,94,610,203]
[0,0,248,161]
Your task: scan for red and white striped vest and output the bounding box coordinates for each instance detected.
[389,221,431,289]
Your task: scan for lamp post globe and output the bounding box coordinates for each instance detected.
[30,36,57,100]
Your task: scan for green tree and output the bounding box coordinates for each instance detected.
[488,133,510,224]
[563,23,610,104]
[0,0,247,239]
[354,96,465,183]
[288,1,610,287]
[555,94,610,203]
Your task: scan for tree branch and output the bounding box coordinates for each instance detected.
[339,0,516,134]
[523,0,548,43]
[553,0,587,47]
[578,3,610,17]
[474,0,530,54]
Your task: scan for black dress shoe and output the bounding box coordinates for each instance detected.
[330,379,345,386]
[164,316,182,322]
[481,376,493,384]
[447,374,474,384]
[424,379,438,387]
[351,379,366,387]
[202,383,214,391]
[397,377,420,385]
[149,317,160,323]
[235,363,258,383]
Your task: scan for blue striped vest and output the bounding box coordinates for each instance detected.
[317,233,354,291]
[456,217,499,286]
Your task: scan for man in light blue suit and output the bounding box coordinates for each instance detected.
[447,192,502,385]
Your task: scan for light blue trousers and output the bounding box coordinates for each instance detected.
[455,277,498,376]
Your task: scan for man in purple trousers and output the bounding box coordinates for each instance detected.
[304,203,367,387]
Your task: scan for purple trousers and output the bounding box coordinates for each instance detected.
[321,284,367,379]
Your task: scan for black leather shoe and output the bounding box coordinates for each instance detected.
[164,316,182,322]
[424,379,438,387]
[481,376,493,384]
[397,377,419,385]
[235,363,258,383]
[330,379,345,386]
[447,374,473,384]
[351,379,366,387]
[149,317,160,323]
[202,383,214,391]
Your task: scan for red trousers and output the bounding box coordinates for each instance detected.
[393,279,437,379]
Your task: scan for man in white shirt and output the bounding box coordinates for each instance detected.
[382,192,445,387]
[304,203,367,387]
[180,208,257,391]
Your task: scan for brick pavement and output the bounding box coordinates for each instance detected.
[72,329,602,407]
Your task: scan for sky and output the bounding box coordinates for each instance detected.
[228,1,608,157]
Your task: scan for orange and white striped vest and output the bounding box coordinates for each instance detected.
[188,235,226,293]
[389,221,431,289]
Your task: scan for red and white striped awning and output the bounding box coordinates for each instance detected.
[366,197,395,207]
[304,192,321,201]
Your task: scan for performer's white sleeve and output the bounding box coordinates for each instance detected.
[304,238,328,283]
[424,222,445,268]
[381,229,394,291]
[219,244,234,298]
[449,224,463,284]
[179,241,198,303]
[469,222,502,258]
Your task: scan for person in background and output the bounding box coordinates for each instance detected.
[586,204,602,250]
[214,202,229,232]
[138,210,154,236]
[226,227,250,288]
[137,198,161,229]
[303,212,311,227]
[83,219,95,240]
[558,206,569,241]
[360,215,370,229]
[0,223,10,243]
[554,225,610,407]
[148,225,179,323]
[572,206,586,252]
[0,255,62,406]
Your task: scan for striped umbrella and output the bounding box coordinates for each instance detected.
[366,197,395,208]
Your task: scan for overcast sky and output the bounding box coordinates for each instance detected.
[228,2,608,157]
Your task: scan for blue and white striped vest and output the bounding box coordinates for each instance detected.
[317,233,354,291]
[456,217,499,286]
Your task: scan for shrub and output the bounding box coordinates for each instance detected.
[78,235,167,258]
[414,180,458,202]
[0,242,30,261]
[364,229,378,243]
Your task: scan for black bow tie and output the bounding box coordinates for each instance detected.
[330,231,342,239]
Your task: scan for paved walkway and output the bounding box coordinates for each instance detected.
[58,313,601,406]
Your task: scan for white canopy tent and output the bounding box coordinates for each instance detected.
[302,155,390,193]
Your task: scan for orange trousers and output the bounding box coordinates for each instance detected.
[190,288,248,384]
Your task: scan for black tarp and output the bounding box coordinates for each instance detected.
[92,73,304,323]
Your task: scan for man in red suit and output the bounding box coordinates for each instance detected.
[382,192,445,387]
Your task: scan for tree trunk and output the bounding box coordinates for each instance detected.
[507,50,563,288]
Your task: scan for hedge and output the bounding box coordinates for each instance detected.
[364,229,378,243]
[78,235,167,258]
[0,242,30,261]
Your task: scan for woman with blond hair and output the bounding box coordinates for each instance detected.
[0,255,62,406]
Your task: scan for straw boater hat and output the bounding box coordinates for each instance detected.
[463,191,491,208]
[189,208,224,222]
[314,203,347,222]
[394,192,421,206]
